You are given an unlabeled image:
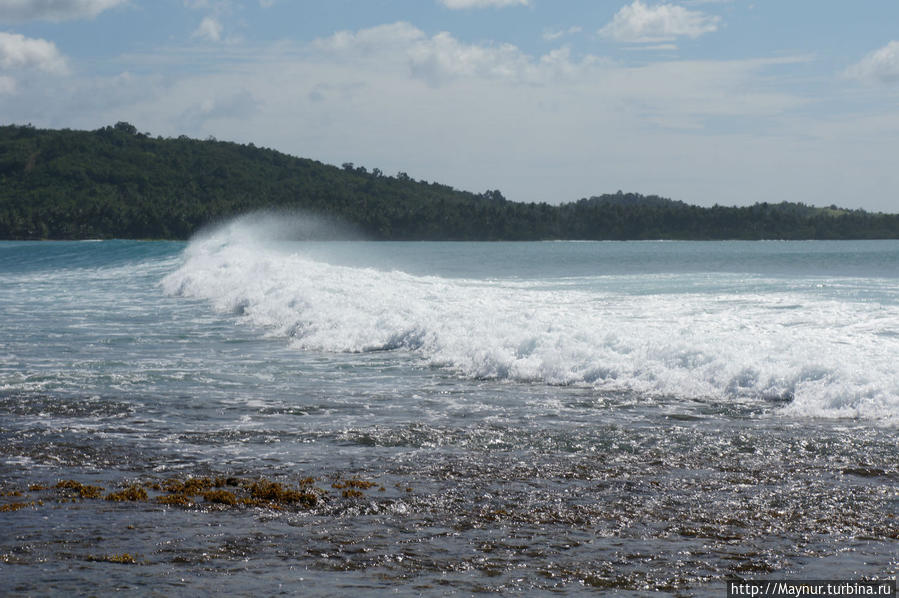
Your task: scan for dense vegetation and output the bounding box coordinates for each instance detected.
[2,122,897,240]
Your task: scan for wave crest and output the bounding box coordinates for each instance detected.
[163,218,899,423]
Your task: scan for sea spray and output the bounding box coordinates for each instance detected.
[162,217,899,423]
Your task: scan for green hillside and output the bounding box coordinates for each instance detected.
[1,123,897,240]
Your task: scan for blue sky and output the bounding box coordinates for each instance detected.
[2,0,899,211]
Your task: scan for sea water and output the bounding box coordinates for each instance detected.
[1,217,897,595]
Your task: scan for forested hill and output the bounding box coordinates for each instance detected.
[2,122,898,241]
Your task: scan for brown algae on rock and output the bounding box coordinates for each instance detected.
[331,477,380,499]
[246,479,318,508]
[4,473,385,515]
[105,484,148,502]
[331,478,378,490]
[56,480,104,499]
[202,489,238,506]
[87,553,137,564]
[162,476,213,495]
[155,494,194,506]
[0,501,36,512]
[151,475,324,509]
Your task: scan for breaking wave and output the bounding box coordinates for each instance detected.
[162,215,899,423]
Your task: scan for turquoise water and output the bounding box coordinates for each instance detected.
[1,218,897,595]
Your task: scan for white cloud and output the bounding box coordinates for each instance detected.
[599,0,720,43]
[406,32,532,85]
[318,22,600,87]
[317,22,425,54]
[606,56,809,125]
[623,43,678,52]
[192,16,223,42]
[0,31,67,72]
[438,0,528,9]
[542,26,582,42]
[0,0,124,22]
[311,23,804,124]
[178,88,258,131]
[265,27,812,205]
[845,41,899,85]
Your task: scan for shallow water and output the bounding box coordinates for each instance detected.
[1,221,897,595]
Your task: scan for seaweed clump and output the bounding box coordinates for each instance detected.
[163,476,214,495]
[5,472,383,514]
[156,494,194,506]
[150,476,322,509]
[332,478,379,499]
[56,480,104,500]
[105,484,148,502]
[245,479,317,508]
[158,476,243,506]
[87,553,136,564]
[202,489,238,506]
[0,501,36,512]
[331,478,378,490]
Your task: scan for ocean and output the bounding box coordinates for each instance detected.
[1,215,897,596]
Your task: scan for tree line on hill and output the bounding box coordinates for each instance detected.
[1,122,897,241]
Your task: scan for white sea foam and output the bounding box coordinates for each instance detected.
[162,217,899,423]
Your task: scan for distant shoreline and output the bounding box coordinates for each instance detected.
[3,123,898,242]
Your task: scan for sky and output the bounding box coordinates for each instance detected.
[1,1,899,211]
